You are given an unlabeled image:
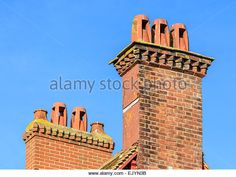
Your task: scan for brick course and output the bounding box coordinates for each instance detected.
[137,64,203,169]
[25,134,112,169]
[111,28,213,168]
[23,110,114,170]
[122,64,140,149]
[121,62,204,169]
[23,14,214,170]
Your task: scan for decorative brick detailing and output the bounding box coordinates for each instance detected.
[71,107,87,131]
[23,119,114,150]
[171,23,189,51]
[51,102,67,126]
[132,15,151,43]
[152,19,170,47]
[34,109,47,120]
[110,41,213,78]
[23,104,114,169]
[22,14,214,170]
[110,15,214,169]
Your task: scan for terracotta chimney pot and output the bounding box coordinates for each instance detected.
[91,122,104,134]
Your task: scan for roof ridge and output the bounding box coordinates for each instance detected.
[100,143,138,169]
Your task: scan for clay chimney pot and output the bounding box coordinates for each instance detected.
[34,109,47,120]
[91,122,104,134]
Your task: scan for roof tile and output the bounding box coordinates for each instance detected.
[100,143,138,170]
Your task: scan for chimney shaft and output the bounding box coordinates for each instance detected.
[111,14,214,169]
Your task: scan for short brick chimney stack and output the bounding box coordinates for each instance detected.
[34,109,47,120]
[23,102,114,169]
[110,14,214,169]
[91,122,104,134]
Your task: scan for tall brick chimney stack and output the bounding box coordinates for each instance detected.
[110,14,214,169]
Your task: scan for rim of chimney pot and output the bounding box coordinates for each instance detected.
[34,109,47,114]
[91,122,104,127]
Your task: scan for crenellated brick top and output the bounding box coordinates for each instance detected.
[23,119,114,151]
[109,41,214,78]
[23,102,114,152]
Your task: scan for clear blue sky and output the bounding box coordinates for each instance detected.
[0,0,235,169]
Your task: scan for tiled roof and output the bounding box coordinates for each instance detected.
[99,141,209,170]
[100,143,138,170]
[23,119,114,150]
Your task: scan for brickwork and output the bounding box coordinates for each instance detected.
[122,64,139,149]
[110,15,213,169]
[25,134,112,169]
[23,14,213,170]
[23,104,114,170]
[137,64,203,169]
[120,61,203,169]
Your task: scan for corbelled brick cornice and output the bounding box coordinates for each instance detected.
[23,119,114,152]
[110,41,214,78]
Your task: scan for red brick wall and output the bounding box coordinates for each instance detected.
[25,134,112,169]
[122,64,139,150]
[122,63,203,169]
